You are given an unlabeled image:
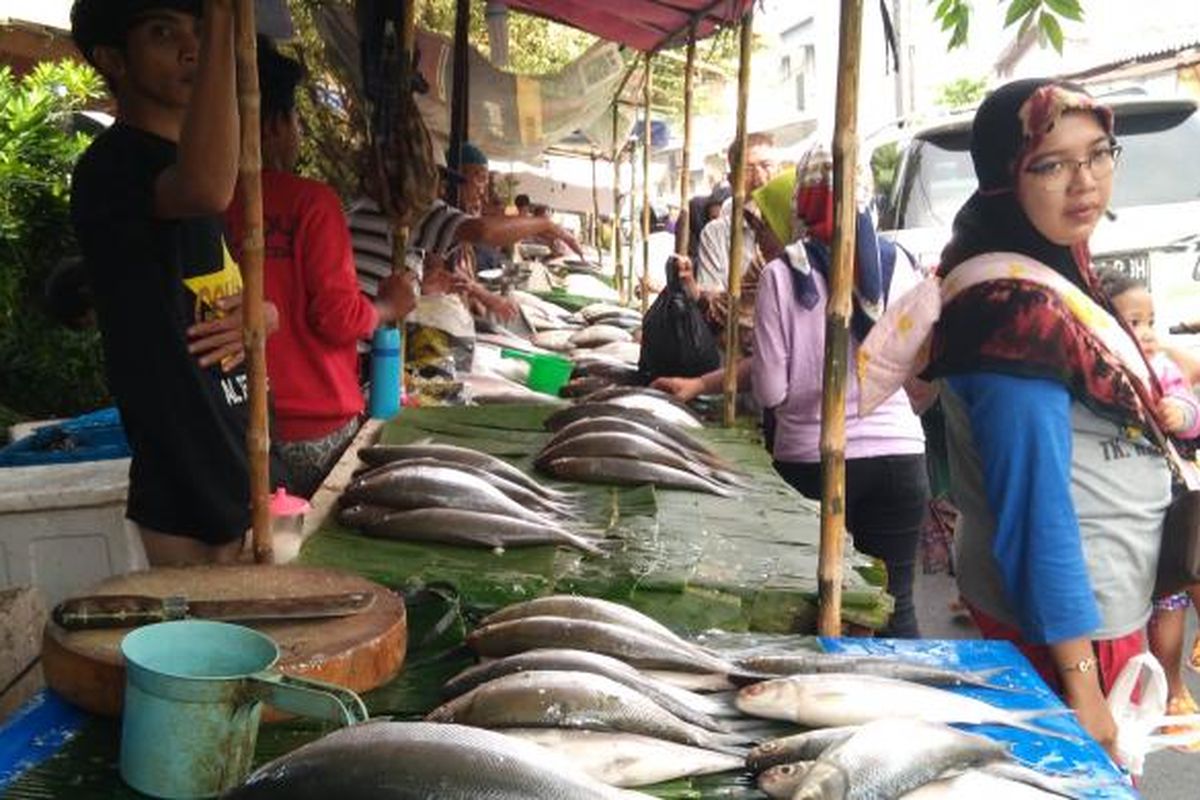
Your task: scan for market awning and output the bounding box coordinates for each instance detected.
[502,0,756,53]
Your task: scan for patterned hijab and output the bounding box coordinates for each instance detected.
[784,142,893,342]
[925,79,1166,433]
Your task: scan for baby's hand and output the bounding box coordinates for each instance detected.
[1158,397,1190,434]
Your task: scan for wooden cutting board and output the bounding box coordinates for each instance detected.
[42,565,406,719]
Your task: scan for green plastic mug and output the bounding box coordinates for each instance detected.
[501,348,574,396]
[119,620,368,799]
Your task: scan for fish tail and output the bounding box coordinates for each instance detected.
[959,667,1038,694]
[1003,708,1084,743]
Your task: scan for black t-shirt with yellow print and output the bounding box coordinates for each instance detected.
[71,123,253,544]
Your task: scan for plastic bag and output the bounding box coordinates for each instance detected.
[638,257,721,383]
[1107,652,1200,776]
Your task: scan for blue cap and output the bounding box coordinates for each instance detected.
[448,142,488,168]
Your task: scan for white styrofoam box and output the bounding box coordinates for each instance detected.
[0,458,147,607]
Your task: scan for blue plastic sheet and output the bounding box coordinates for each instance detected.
[822,637,1140,798]
[0,692,84,792]
[0,408,129,467]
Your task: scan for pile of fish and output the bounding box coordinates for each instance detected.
[536,390,743,496]
[337,443,600,555]
[425,595,751,788]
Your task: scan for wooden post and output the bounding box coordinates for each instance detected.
[722,10,753,427]
[628,119,639,304]
[392,0,419,267]
[447,0,471,207]
[640,53,653,315]
[612,104,624,302]
[234,1,271,563]
[675,25,696,256]
[591,151,601,262]
[817,0,865,638]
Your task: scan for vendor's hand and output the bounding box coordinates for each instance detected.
[552,224,584,258]
[485,294,520,322]
[377,272,417,323]
[187,293,245,372]
[1069,686,1120,762]
[1158,397,1189,434]
[651,375,705,403]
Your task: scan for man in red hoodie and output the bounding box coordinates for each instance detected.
[227,38,414,496]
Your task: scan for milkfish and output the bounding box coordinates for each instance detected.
[539,456,736,496]
[502,729,744,788]
[424,670,748,755]
[757,761,815,799]
[355,457,578,519]
[791,719,1012,800]
[532,329,577,351]
[902,769,1079,799]
[735,673,1074,738]
[356,443,569,501]
[569,324,634,349]
[341,463,557,526]
[220,721,651,799]
[746,726,861,772]
[579,302,638,324]
[443,648,731,732]
[733,653,1023,693]
[363,508,602,555]
[467,615,738,675]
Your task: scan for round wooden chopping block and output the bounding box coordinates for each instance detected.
[42,565,406,719]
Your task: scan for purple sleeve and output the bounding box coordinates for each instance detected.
[752,262,790,410]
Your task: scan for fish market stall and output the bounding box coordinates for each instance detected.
[296,401,892,634]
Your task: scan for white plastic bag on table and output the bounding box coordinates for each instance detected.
[1107,652,1200,776]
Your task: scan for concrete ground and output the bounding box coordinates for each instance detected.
[914,570,1200,798]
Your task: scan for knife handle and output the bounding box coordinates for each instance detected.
[53,595,184,630]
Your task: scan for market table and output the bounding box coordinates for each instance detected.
[0,619,1138,798]
[297,403,894,633]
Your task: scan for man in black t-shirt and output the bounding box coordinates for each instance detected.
[70,0,263,565]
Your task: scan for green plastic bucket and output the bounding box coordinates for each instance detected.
[501,349,574,396]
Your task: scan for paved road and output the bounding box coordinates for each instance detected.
[914,570,1200,799]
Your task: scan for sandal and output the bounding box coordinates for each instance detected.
[1165,689,1200,752]
[1189,634,1200,674]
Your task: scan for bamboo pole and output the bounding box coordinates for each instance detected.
[234,1,271,563]
[722,10,753,427]
[591,151,601,262]
[640,53,653,315]
[628,118,638,303]
[612,104,624,303]
[817,0,865,638]
[675,26,696,257]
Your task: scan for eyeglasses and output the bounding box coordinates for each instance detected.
[746,160,775,173]
[1023,144,1122,190]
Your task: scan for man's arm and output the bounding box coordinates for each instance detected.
[155,0,239,218]
[457,215,583,258]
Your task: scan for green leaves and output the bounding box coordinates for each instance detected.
[930,0,1085,52]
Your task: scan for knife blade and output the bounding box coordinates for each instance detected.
[53,591,376,630]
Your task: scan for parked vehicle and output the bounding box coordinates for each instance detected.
[879,93,1200,342]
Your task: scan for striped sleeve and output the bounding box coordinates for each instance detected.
[411,200,471,258]
[346,197,391,300]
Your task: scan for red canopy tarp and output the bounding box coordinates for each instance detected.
[502,0,756,52]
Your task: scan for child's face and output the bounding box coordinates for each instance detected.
[1112,286,1158,357]
[106,11,201,111]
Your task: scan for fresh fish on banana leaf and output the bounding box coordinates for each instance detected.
[357,443,569,501]
[571,354,641,382]
[791,719,1011,800]
[540,456,736,496]
[570,324,634,349]
[757,761,815,799]
[503,729,744,787]
[605,393,702,428]
[532,329,578,351]
[363,508,602,555]
[591,340,642,364]
[535,432,732,488]
[581,385,693,412]
[765,760,1090,800]
[463,372,567,405]
[221,721,651,799]
[736,673,1073,738]
[425,670,748,755]
[341,463,562,526]
[467,615,738,675]
[479,595,698,648]
[336,503,395,530]
[442,648,732,732]
[545,415,731,471]
[734,653,1021,692]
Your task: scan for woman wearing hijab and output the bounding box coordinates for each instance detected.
[921,79,1171,754]
[752,143,928,639]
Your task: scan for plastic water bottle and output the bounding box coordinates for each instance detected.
[368,327,403,418]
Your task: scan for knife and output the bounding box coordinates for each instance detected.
[53,591,376,630]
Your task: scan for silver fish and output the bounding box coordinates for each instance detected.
[540,456,735,496]
[902,770,1074,799]
[342,463,560,526]
[336,503,394,530]
[221,721,651,799]
[735,653,1022,693]
[757,761,814,799]
[792,719,1011,800]
[364,508,602,555]
[570,324,634,348]
[535,432,723,485]
[606,393,702,428]
[425,670,747,754]
[503,729,744,787]
[443,648,731,732]
[357,443,569,501]
[532,329,577,351]
[735,673,1072,738]
[545,415,729,470]
[479,596,697,651]
[746,727,860,772]
[467,615,738,675]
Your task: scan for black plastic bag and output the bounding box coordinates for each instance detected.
[638,257,722,383]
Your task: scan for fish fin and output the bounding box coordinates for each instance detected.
[1001,709,1084,743]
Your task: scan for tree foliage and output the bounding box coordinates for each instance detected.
[930,0,1084,53]
[935,76,987,109]
[0,60,109,419]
